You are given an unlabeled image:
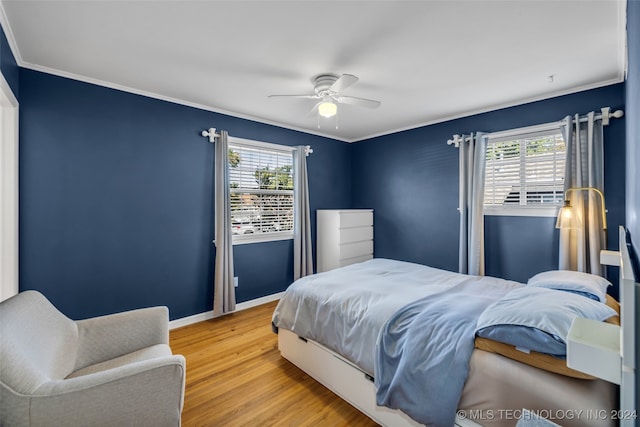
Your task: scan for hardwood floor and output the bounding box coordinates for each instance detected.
[169,301,378,427]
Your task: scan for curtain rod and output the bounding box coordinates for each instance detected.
[447,106,624,147]
[200,127,313,156]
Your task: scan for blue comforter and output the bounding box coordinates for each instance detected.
[375,276,519,427]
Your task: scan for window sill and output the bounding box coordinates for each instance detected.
[483,206,560,218]
[213,232,294,246]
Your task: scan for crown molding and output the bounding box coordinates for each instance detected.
[354,76,625,143]
[0,2,23,65]
[20,61,352,143]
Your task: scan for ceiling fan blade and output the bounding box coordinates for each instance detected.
[268,94,320,100]
[307,102,321,117]
[329,74,359,93]
[335,95,381,109]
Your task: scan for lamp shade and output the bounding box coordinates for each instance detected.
[556,201,578,229]
[556,187,607,230]
[318,101,337,118]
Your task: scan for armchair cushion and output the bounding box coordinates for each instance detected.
[68,344,172,379]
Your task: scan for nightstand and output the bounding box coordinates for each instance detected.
[567,316,621,384]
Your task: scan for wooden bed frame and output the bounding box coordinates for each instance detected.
[277,226,637,427]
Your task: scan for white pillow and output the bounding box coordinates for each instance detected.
[527,270,612,303]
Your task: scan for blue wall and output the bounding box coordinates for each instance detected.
[352,84,626,286]
[15,73,629,319]
[18,69,350,320]
[1,22,18,97]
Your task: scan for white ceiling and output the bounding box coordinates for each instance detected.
[0,0,627,142]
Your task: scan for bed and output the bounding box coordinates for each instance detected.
[271,226,637,427]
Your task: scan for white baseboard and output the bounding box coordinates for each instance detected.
[169,291,284,330]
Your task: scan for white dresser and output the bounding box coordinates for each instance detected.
[317,209,374,273]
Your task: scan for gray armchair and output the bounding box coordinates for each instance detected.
[0,290,186,427]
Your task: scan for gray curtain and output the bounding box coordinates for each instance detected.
[293,146,313,280]
[559,112,606,275]
[213,130,236,317]
[458,132,488,275]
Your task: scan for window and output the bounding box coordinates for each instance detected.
[484,128,566,216]
[227,137,294,244]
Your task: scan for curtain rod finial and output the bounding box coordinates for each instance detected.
[201,128,218,143]
[600,108,624,126]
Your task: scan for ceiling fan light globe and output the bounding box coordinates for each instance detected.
[318,101,337,118]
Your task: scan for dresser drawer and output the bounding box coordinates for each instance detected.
[338,226,373,244]
[339,240,373,260]
[339,211,373,228]
[339,254,374,268]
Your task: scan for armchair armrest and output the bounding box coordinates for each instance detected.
[75,306,170,371]
[32,355,185,427]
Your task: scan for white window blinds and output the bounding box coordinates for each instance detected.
[228,140,294,242]
[484,130,566,212]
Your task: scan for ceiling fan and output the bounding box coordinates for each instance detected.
[268,74,381,118]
